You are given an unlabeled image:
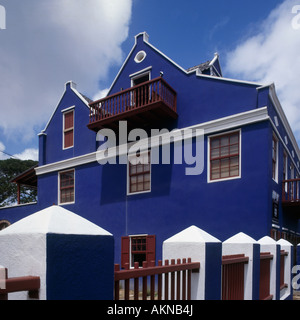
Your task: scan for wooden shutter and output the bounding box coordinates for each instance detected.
[64,111,74,148]
[121,236,130,269]
[146,235,156,264]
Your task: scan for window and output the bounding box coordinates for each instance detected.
[128,151,151,194]
[272,135,278,181]
[63,110,74,149]
[283,153,288,192]
[59,170,75,204]
[209,131,240,181]
[121,235,156,268]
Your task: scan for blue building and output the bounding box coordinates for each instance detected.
[1,32,300,267]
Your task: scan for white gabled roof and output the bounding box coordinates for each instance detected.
[105,32,262,98]
[0,205,112,236]
[40,81,90,134]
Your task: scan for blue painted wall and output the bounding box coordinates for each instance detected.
[46,233,114,300]
[0,33,299,267]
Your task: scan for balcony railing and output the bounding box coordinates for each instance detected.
[282,178,300,204]
[88,77,177,131]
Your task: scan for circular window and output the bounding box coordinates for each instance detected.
[134,51,146,63]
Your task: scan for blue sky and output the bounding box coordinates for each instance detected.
[0,0,299,160]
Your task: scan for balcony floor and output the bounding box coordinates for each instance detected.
[87,100,178,132]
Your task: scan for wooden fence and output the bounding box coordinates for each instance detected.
[221,254,249,300]
[0,268,40,300]
[114,258,200,300]
[259,252,273,300]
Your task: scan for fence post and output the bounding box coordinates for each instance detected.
[257,236,280,300]
[0,205,114,300]
[222,232,260,300]
[277,238,293,300]
[163,225,222,300]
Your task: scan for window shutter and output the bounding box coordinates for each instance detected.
[121,236,130,269]
[146,235,156,264]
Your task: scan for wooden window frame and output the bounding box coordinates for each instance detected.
[127,151,151,195]
[208,130,241,183]
[63,110,74,149]
[58,169,75,205]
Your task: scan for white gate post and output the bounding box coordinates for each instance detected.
[163,225,222,300]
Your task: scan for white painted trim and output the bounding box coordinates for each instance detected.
[57,169,75,205]
[126,150,151,196]
[105,32,262,99]
[130,70,151,87]
[134,50,147,63]
[35,107,269,176]
[62,109,74,150]
[272,133,279,184]
[129,66,152,79]
[269,119,300,176]
[41,81,89,133]
[61,105,75,113]
[264,83,300,161]
[0,202,37,210]
[207,129,242,183]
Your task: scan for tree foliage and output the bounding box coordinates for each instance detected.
[0,159,38,207]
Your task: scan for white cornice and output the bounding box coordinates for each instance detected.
[265,83,300,161]
[35,107,269,176]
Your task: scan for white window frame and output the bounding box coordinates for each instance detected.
[127,150,151,196]
[128,234,148,268]
[207,129,242,183]
[58,169,75,205]
[272,134,278,183]
[62,109,75,150]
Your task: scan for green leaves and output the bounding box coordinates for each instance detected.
[0,159,38,207]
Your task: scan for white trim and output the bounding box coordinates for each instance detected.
[61,105,75,113]
[207,129,242,183]
[0,202,37,210]
[35,107,269,176]
[62,109,74,150]
[129,66,152,79]
[58,169,75,205]
[41,81,89,133]
[264,83,300,161]
[105,32,262,98]
[127,150,151,196]
[272,133,279,183]
[269,119,300,176]
[128,234,149,268]
[134,50,147,63]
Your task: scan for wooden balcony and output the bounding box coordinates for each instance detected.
[87,77,177,132]
[282,179,300,218]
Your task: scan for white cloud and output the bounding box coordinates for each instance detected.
[92,88,110,101]
[0,140,38,161]
[0,0,132,142]
[13,148,38,161]
[224,0,300,141]
[0,141,9,160]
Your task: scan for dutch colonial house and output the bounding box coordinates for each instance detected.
[1,32,300,267]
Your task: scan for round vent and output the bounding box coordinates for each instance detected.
[134,51,146,63]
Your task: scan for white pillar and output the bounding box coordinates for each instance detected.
[222,232,260,300]
[258,236,280,300]
[163,225,222,300]
[277,238,293,300]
